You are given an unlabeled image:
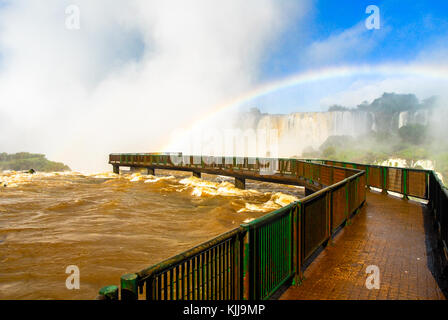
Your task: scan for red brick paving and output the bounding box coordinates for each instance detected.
[280,190,445,300]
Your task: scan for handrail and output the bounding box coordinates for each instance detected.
[137,227,243,282]
[240,201,296,229]
[97,154,446,300]
[241,172,363,229]
[101,154,366,300]
[303,158,432,200]
[303,158,432,173]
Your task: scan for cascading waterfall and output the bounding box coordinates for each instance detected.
[249,111,373,156]
[235,109,428,157]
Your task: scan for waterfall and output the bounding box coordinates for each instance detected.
[231,108,433,157]
[398,109,429,128]
[250,111,373,156]
[398,111,409,128]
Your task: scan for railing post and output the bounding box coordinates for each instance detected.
[234,231,241,299]
[366,166,370,189]
[331,166,334,185]
[292,203,303,285]
[428,172,434,211]
[329,190,334,237]
[310,164,313,183]
[326,190,331,239]
[241,227,251,300]
[345,182,351,226]
[121,273,138,300]
[382,167,388,194]
[298,203,303,283]
[403,169,409,200]
[97,285,119,300]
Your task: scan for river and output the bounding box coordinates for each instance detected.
[0,169,303,299]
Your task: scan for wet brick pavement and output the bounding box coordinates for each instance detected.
[280,190,446,300]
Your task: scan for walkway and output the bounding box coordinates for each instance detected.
[280,191,446,300]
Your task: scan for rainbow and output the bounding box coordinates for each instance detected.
[160,63,448,150]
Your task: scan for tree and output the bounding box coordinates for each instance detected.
[328,105,349,112]
[0,152,70,172]
[357,92,420,113]
[398,124,427,145]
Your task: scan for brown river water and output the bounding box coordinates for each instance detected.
[0,169,303,299]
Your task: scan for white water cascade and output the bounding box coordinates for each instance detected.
[250,111,374,156]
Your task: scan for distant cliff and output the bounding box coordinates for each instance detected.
[0,152,71,172]
[234,93,436,157]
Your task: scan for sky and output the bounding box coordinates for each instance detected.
[263,0,448,76]
[252,0,448,112]
[0,1,447,171]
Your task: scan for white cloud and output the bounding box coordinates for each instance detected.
[0,0,306,172]
[299,21,388,68]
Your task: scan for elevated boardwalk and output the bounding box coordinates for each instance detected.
[98,154,448,300]
[280,191,446,300]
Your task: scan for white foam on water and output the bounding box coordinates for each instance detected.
[237,192,298,213]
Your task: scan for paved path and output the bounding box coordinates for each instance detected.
[280,191,446,300]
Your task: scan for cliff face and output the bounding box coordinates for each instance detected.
[235,109,430,157]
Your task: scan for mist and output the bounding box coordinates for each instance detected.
[0,0,305,172]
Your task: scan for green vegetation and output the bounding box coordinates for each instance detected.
[357,93,421,113]
[0,152,71,172]
[328,105,350,112]
[328,93,437,114]
[398,124,428,145]
[303,130,448,184]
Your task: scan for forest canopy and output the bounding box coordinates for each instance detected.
[0,152,71,172]
[328,92,438,113]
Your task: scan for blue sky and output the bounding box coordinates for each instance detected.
[262,0,448,77]
[250,1,448,113]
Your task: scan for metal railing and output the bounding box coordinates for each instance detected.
[98,154,446,300]
[304,159,431,200]
[429,171,448,263]
[305,158,448,277]
[135,227,243,300]
[109,153,360,190]
[240,202,296,300]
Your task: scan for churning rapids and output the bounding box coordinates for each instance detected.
[0,169,303,299]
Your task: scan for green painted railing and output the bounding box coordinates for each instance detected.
[303,159,432,200]
[100,154,366,300]
[305,158,448,276]
[240,202,296,300]
[429,171,448,264]
[99,154,447,300]
[135,227,243,300]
